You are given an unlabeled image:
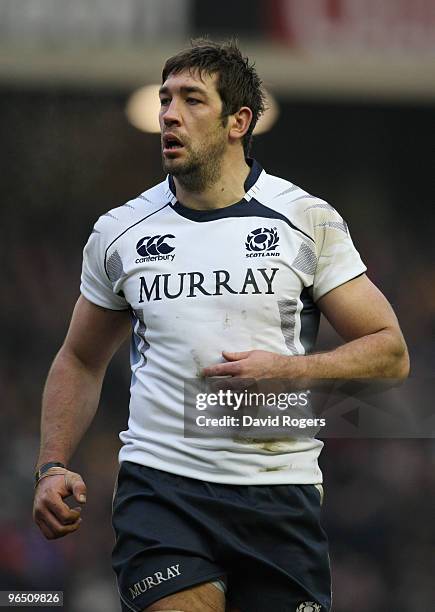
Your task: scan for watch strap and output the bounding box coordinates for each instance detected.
[34,461,66,486]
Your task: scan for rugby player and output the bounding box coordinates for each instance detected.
[33,40,409,612]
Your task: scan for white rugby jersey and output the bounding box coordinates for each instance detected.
[81,159,366,484]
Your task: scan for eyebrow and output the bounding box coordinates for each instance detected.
[159,85,208,97]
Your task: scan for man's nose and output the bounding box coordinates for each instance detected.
[162,100,181,126]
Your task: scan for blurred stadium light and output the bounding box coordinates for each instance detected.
[125,85,161,134]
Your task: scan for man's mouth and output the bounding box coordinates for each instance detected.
[163,134,184,152]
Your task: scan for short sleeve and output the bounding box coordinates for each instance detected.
[312,206,366,302]
[80,228,129,310]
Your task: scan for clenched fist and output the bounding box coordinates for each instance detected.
[33,468,87,539]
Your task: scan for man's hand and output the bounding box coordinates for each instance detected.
[202,350,301,380]
[33,469,87,539]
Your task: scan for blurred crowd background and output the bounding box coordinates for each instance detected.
[1,1,434,610]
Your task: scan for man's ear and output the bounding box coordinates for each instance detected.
[228,107,253,143]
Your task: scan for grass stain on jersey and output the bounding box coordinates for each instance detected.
[234,438,297,453]
[258,465,289,472]
[190,349,203,377]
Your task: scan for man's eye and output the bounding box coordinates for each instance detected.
[186,98,200,105]
[160,98,170,106]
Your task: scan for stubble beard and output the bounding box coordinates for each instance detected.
[162,129,227,193]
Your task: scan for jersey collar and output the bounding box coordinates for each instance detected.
[167,158,263,201]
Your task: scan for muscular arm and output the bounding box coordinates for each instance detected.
[202,275,410,380]
[296,274,409,379]
[37,295,131,466]
[34,295,130,539]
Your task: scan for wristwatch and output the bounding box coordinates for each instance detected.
[34,461,66,486]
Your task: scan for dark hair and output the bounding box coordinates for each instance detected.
[162,38,266,156]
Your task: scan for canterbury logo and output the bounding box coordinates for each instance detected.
[136,234,175,257]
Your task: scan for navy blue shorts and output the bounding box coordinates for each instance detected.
[112,461,331,612]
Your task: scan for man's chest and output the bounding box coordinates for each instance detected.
[108,214,311,315]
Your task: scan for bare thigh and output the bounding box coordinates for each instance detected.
[142,580,241,612]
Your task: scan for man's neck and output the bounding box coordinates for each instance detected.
[173,156,251,211]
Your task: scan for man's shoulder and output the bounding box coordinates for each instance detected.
[92,179,171,239]
[260,171,326,210]
[258,171,343,240]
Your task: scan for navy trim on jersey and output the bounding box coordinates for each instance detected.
[171,197,314,243]
[130,309,150,388]
[103,203,171,279]
[300,287,321,354]
[244,157,263,190]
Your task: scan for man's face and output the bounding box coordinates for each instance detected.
[159,69,229,185]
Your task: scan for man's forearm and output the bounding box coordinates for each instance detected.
[289,328,410,380]
[36,348,105,468]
